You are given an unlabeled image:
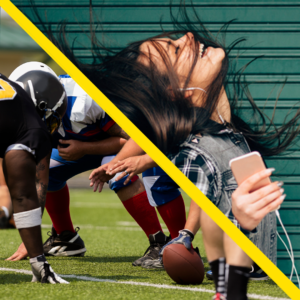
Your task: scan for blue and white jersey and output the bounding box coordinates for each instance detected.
[57,75,115,142]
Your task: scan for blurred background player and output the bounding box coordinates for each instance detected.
[1,61,68,283]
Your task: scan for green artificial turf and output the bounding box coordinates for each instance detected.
[0,189,289,299]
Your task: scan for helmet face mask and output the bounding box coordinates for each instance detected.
[45,110,61,135]
[9,62,68,134]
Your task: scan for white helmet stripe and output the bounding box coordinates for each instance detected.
[27,80,37,107]
[45,91,65,119]
[47,91,66,118]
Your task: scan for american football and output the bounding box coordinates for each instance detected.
[163,244,204,285]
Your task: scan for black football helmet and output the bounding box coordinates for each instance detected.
[9,62,68,134]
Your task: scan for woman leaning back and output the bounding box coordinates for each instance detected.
[41,4,300,299]
[89,32,286,300]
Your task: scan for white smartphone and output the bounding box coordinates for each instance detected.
[229,151,271,192]
[229,151,280,210]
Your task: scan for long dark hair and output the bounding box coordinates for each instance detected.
[31,0,300,156]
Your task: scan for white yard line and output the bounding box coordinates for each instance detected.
[0,268,290,300]
[72,202,123,208]
[70,202,190,212]
[41,224,145,232]
[41,223,169,231]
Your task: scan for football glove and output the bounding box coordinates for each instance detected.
[160,229,194,256]
[30,254,69,284]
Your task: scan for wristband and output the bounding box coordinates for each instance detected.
[179,229,195,241]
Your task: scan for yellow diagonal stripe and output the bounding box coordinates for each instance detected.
[1,0,298,298]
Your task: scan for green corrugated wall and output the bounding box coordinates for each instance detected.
[12,0,300,282]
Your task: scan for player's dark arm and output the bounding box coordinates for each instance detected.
[3,150,44,258]
[35,153,51,213]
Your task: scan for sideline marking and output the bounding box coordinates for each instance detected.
[0,268,290,300]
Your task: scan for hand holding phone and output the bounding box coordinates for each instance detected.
[230,151,281,211]
[230,151,271,192]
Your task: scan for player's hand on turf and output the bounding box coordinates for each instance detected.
[58,139,85,161]
[6,242,28,261]
[89,164,114,192]
[108,155,156,185]
[30,255,69,284]
[160,229,194,256]
[232,168,285,231]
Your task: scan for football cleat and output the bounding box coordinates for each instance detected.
[43,227,86,257]
[142,246,201,269]
[141,257,164,269]
[132,231,169,267]
[30,254,69,284]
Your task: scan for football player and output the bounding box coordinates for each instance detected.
[1,62,68,283]
[8,75,174,264]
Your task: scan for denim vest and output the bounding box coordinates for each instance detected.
[179,128,277,264]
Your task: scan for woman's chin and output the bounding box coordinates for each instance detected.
[209,48,225,65]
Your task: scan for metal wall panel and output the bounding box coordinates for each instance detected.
[12,0,300,281]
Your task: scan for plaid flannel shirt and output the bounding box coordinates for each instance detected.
[171,142,217,201]
[170,132,256,235]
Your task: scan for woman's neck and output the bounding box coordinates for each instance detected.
[190,86,231,124]
[214,88,231,124]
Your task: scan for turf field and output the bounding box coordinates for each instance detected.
[0,189,289,299]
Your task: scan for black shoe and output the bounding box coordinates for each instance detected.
[132,231,169,266]
[206,263,269,281]
[249,263,269,281]
[43,227,86,257]
[43,227,58,254]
